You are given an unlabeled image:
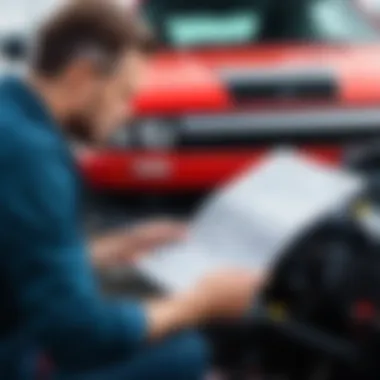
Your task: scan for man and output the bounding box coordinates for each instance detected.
[0,1,261,379]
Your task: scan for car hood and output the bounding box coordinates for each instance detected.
[133,44,380,115]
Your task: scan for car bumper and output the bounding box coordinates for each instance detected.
[79,146,343,192]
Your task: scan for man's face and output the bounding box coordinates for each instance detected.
[65,50,147,144]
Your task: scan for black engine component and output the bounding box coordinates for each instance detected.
[208,154,380,380]
[256,204,380,380]
[251,154,380,380]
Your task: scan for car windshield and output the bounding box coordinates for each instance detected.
[143,0,378,48]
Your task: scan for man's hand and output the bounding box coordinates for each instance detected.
[128,219,187,255]
[190,269,264,320]
[146,269,264,340]
[91,219,187,269]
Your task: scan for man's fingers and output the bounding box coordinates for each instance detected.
[132,220,188,249]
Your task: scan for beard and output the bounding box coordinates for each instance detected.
[64,116,95,144]
[62,91,106,145]
[62,96,126,146]
[63,113,100,146]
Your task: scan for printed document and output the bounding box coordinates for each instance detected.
[137,150,365,293]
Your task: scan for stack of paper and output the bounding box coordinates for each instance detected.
[137,150,365,293]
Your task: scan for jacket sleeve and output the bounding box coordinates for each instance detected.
[0,133,148,372]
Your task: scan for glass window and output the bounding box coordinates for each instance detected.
[165,13,261,47]
[311,0,378,41]
[143,0,378,48]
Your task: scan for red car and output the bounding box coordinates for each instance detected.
[80,0,380,194]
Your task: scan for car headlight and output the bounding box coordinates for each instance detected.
[108,127,133,148]
[109,119,178,150]
[136,119,178,149]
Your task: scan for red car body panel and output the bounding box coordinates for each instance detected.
[79,45,380,192]
[134,45,380,114]
[80,146,343,192]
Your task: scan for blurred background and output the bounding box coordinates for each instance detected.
[2,0,380,254]
[3,2,380,376]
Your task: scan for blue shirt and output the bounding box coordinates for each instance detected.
[0,76,147,373]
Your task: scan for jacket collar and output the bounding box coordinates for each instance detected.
[1,75,56,126]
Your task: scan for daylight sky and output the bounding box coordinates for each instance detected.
[0,0,134,34]
[0,0,62,33]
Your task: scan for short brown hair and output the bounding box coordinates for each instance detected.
[33,0,154,76]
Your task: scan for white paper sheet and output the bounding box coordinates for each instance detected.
[137,150,365,293]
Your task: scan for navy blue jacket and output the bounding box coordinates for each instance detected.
[0,76,147,374]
